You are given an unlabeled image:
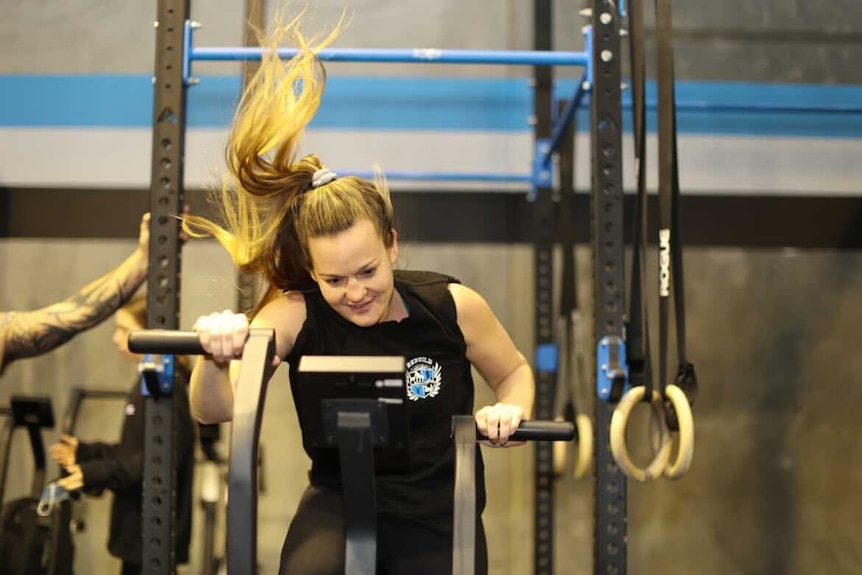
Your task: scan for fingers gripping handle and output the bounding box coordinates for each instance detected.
[477,420,575,442]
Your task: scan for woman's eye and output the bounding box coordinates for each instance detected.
[327,278,342,286]
[359,268,376,278]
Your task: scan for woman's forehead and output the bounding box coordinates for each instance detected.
[308,221,387,273]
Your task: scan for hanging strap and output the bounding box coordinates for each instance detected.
[656,0,698,422]
[670,72,697,404]
[557,97,581,422]
[626,0,653,402]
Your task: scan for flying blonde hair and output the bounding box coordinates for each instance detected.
[184,10,396,315]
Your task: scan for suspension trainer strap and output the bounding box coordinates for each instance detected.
[670,46,699,407]
[656,0,674,396]
[556,98,580,421]
[656,0,698,417]
[626,0,653,401]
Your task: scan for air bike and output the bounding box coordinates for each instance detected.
[128,328,574,575]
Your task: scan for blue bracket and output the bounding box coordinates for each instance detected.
[584,26,594,91]
[596,336,629,402]
[529,138,554,200]
[140,354,176,397]
[535,343,559,374]
[182,20,198,87]
[542,71,590,171]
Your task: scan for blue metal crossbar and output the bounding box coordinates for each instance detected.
[190,47,589,66]
[347,171,532,184]
[180,20,595,190]
[183,19,590,87]
[543,70,589,168]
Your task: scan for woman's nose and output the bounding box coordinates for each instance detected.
[346,279,366,302]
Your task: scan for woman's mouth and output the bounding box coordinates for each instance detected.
[349,299,372,313]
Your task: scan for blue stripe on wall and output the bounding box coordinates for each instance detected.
[1,74,861,137]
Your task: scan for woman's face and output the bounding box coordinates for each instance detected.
[308,219,399,327]
[112,309,144,361]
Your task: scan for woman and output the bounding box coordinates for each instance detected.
[49,295,196,575]
[185,13,535,575]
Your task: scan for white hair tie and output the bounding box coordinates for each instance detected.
[311,168,338,189]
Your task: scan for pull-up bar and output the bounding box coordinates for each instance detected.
[181,20,595,191]
[192,46,590,66]
[184,21,589,69]
[347,171,532,184]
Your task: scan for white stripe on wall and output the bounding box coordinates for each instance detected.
[1,128,860,195]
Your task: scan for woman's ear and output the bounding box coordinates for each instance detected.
[389,229,399,263]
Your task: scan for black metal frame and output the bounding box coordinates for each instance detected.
[531,1,557,574]
[144,0,189,572]
[143,2,629,574]
[590,1,628,574]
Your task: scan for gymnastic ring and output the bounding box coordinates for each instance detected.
[553,416,568,477]
[662,384,695,479]
[572,413,593,481]
[609,387,672,482]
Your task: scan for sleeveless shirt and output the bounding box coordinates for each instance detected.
[286,270,486,526]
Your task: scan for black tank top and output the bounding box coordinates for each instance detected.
[286,270,486,525]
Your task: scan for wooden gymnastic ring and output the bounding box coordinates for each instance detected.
[662,384,695,479]
[609,387,672,482]
[572,413,593,480]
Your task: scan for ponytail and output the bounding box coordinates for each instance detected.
[183,11,346,306]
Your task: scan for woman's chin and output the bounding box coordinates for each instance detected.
[343,305,380,326]
[349,314,377,327]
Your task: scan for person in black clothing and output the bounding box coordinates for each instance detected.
[182,12,536,575]
[49,295,196,575]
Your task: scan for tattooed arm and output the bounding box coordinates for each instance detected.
[0,213,151,371]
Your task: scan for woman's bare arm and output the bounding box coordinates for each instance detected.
[190,291,307,424]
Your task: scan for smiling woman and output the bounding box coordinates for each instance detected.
[180,12,534,575]
[309,219,403,327]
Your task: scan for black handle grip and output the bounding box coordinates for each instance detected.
[479,420,575,442]
[127,330,205,355]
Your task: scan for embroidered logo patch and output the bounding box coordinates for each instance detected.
[406,356,442,401]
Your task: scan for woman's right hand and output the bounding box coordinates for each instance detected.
[193,310,250,364]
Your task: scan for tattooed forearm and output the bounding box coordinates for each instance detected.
[0,247,147,367]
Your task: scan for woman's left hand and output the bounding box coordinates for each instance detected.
[475,402,526,447]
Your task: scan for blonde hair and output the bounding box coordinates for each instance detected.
[183,10,396,314]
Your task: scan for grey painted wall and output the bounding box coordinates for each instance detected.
[1,0,859,81]
[660,0,862,83]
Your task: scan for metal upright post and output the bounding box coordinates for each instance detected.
[532,1,557,574]
[590,0,628,574]
[145,0,189,572]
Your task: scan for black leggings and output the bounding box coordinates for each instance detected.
[120,563,176,575]
[279,486,488,575]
